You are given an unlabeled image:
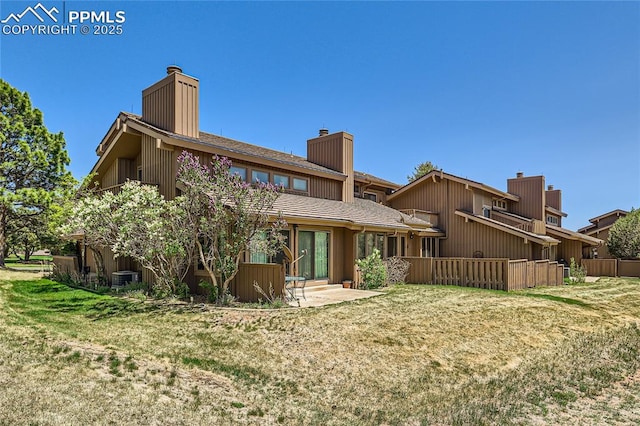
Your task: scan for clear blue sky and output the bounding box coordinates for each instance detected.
[1,1,638,230]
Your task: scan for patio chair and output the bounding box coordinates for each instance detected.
[282,246,307,300]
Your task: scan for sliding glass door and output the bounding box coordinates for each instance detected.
[298,230,329,280]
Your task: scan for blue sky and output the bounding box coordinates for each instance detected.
[1,1,638,230]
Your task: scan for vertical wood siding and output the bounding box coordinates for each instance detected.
[307,132,353,202]
[229,263,285,302]
[507,175,545,222]
[141,134,175,200]
[309,176,342,200]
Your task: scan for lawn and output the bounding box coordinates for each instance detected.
[1,271,639,425]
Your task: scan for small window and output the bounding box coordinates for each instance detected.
[483,206,491,218]
[354,184,361,195]
[492,199,507,210]
[364,192,377,202]
[137,166,142,181]
[230,166,247,181]
[273,174,290,189]
[546,215,558,225]
[293,177,308,192]
[252,170,269,184]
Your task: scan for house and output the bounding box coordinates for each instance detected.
[82,66,600,293]
[86,66,440,289]
[386,170,602,263]
[578,210,628,259]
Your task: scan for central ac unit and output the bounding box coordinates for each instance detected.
[112,271,139,287]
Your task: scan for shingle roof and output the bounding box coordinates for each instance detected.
[121,113,397,186]
[270,193,443,233]
[546,225,602,246]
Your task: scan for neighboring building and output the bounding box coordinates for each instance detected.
[578,210,629,259]
[84,66,601,289]
[387,170,601,263]
[87,66,440,288]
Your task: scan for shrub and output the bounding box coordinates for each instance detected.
[356,248,387,289]
[569,257,587,283]
[384,256,410,285]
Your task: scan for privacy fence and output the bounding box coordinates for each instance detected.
[581,259,640,278]
[229,263,286,302]
[395,257,564,291]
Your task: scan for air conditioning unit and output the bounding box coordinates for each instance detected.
[112,271,139,287]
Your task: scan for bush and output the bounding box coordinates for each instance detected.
[384,256,410,285]
[569,257,586,283]
[356,249,387,289]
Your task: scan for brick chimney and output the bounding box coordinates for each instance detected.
[142,65,199,138]
[307,129,354,202]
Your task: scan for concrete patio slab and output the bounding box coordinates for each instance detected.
[287,284,381,308]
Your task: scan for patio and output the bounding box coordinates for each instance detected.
[287,284,381,308]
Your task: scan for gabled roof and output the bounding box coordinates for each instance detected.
[354,171,401,189]
[546,225,602,246]
[388,170,519,202]
[545,205,568,217]
[454,210,560,245]
[270,193,444,235]
[587,209,629,224]
[96,112,397,187]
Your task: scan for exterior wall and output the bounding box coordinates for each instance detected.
[309,176,342,200]
[556,238,582,264]
[389,178,535,260]
[142,70,199,138]
[507,175,545,223]
[596,214,624,229]
[141,134,175,200]
[307,132,354,202]
[591,228,614,259]
[546,189,561,211]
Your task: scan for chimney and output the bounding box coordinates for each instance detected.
[547,185,554,191]
[307,130,354,203]
[507,173,546,222]
[166,65,182,74]
[142,65,199,138]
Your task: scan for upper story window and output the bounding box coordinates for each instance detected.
[363,192,377,202]
[482,206,491,218]
[230,166,247,181]
[492,199,507,210]
[252,170,269,184]
[546,215,559,225]
[293,177,308,192]
[273,174,290,189]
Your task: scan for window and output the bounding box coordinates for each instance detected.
[293,177,308,192]
[298,231,329,280]
[250,230,290,266]
[421,237,439,257]
[492,199,507,210]
[354,184,361,195]
[137,166,142,181]
[252,170,269,184]
[357,232,385,259]
[273,174,290,189]
[230,166,247,181]
[387,236,397,257]
[363,192,377,202]
[546,215,559,225]
[482,206,491,218]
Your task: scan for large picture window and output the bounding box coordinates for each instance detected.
[298,231,329,280]
[357,232,385,259]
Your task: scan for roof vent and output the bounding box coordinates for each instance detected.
[548,185,554,190]
[166,65,182,75]
[319,128,329,136]
[516,171,524,178]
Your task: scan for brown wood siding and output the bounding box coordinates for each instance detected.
[309,176,342,200]
[141,134,175,200]
[593,228,614,259]
[101,160,118,188]
[332,228,345,282]
[546,189,562,211]
[507,175,545,222]
[229,263,285,302]
[307,132,353,202]
[142,72,199,138]
[556,238,582,264]
[389,178,534,260]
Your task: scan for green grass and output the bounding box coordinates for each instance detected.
[1,271,639,424]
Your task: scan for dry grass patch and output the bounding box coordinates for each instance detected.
[1,269,639,424]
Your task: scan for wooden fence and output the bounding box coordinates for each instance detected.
[52,255,80,275]
[395,257,563,291]
[229,263,285,302]
[581,259,640,277]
